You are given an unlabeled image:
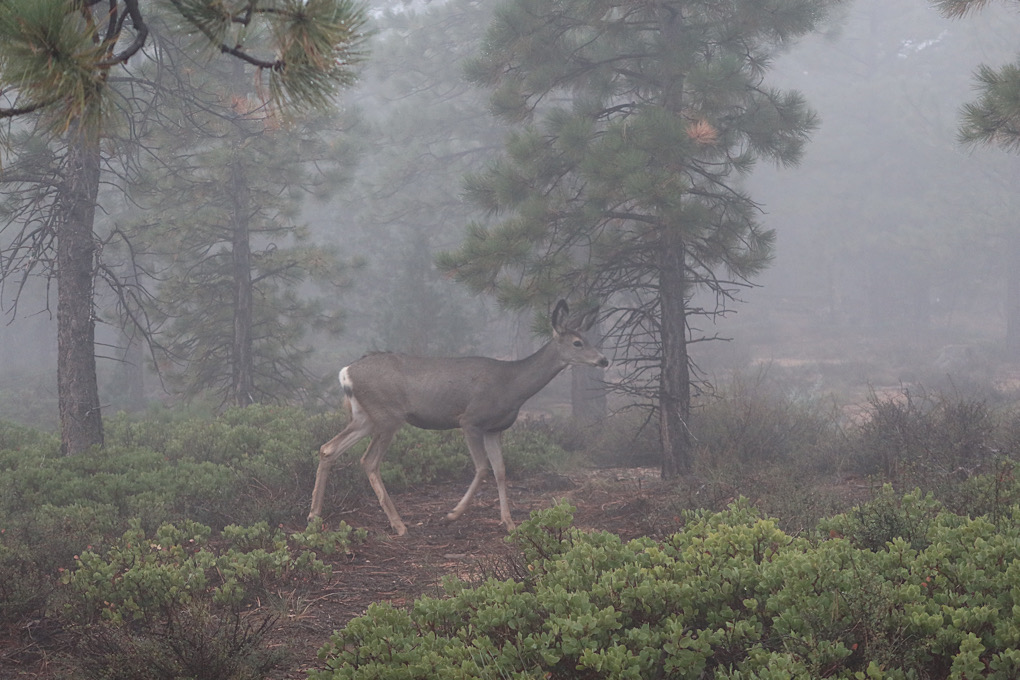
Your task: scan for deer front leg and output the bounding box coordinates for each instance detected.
[447,427,490,523]
[360,431,407,536]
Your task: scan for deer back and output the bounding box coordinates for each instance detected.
[344,352,538,432]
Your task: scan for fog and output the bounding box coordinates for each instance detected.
[2,0,1019,427]
[732,0,1020,394]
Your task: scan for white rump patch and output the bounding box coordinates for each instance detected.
[339,366,363,420]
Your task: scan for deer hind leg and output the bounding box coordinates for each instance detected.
[446,427,490,523]
[482,432,515,532]
[308,417,372,521]
[360,428,406,535]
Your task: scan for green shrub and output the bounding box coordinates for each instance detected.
[0,540,48,624]
[381,428,471,490]
[0,420,59,453]
[945,460,1020,525]
[61,516,361,626]
[818,485,945,551]
[503,426,570,476]
[313,497,1020,680]
[559,408,662,467]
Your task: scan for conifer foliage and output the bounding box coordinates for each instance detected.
[932,0,1020,151]
[439,0,846,475]
[0,0,368,453]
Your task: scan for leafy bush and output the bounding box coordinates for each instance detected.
[817,485,945,551]
[0,540,48,623]
[0,419,59,453]
[313,498,1020,679]
[552,409,663,467]
[61,517,362,625]
[56,515,363,679]
[502,426,570,476]
[0,406,366,629]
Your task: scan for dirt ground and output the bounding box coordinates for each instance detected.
[276,467,673,678]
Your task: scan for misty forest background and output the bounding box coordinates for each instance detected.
[2,0,1020,450]
[6,1,1020,678]
[4,0,1019,443]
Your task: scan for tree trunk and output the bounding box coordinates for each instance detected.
[658,226,692,478]
[656,3,691,478]
[57,128,104,455]
[230,155,256,406]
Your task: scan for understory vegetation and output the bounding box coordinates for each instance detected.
[317,495,1020,679]
[3,386,1020,677]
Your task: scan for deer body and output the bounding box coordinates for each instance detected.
[308,301,608,535]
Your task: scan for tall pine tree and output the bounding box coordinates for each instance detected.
[0,0,368,453]
[440,0,845,476]
[121,43,359,407]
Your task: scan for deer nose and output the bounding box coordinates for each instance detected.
[596,356,609,368]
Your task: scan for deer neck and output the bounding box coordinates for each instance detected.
[502,340,569,404]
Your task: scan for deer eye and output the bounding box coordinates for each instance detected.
[573,339,584,347]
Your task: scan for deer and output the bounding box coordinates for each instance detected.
[308,300,609,535]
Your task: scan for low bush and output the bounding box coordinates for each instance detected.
[0,405,563,631]
[690,373,841,472]
[851,387,995,481]
[61,517,362,625]
[76,605,283,680]
[817,485,944,551]
[314,498,1020,679]
[58,516,363,679]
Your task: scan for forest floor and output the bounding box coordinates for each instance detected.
[273,467,676,678]
[3,467,692,679]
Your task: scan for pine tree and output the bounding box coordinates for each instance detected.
[121,46,359,407]
[439,0,845,476]
[931,0,1020,150]
[0,0,367,453]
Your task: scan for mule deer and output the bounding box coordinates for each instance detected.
[308,300,608,535]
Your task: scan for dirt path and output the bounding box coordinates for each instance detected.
[276,467,670,678]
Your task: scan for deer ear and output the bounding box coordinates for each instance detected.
[578,306,599,331]
[551,300,569,334]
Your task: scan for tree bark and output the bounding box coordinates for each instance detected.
[658,226,692,478]
[656,2,691,478]
[57,128,104,455]
[230,155,256,406]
